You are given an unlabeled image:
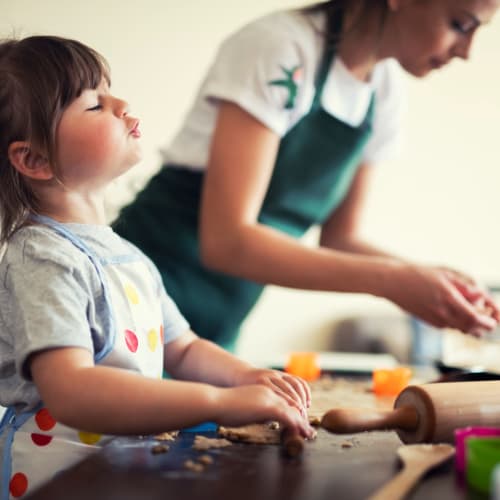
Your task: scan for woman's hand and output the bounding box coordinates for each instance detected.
[213,385,315,438]
[437,267,500,319]
[387,262,498,336]
[235,368,311,416]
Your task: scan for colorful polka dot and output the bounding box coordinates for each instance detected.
[78,431,102,445]
[31,433,52,446]
[35,408,56,431]
[147,329,158,352]
[125,329,139,353]
[124,283,139,305]
[10,472,28,497]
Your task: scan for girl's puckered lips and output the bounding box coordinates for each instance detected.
[129,119,141,138]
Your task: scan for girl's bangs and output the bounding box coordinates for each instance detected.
[49,39,110,105]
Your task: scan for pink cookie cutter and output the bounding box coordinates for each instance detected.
[455,427,500,474]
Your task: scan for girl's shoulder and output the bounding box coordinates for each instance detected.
[0,224,100,288]
[2,224,87,267]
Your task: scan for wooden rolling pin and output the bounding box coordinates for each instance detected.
[321,381,500,444]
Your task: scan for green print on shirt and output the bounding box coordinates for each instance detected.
[268,65,303,110]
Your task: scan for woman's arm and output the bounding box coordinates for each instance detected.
[30,347,312,437]
[320,163,500,331]
[319,163,398,257]
[200,101,392,294]
[200,102,498,334]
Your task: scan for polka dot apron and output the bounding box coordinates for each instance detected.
[1,216,165,499]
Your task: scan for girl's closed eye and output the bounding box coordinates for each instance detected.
[451,19,476,35]
[87,104,102,111]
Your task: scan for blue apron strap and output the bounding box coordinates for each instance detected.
[1,404,41,500]
[0,407,15,432]
[2,408,17,500]
[29,215,115,362]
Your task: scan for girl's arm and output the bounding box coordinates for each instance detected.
[30,346,313,437]
[199,102,498,334]
[164,330,311,412]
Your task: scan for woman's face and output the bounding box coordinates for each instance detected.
[387,0,499,77]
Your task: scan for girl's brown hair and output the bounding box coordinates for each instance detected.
[0,36,110,244]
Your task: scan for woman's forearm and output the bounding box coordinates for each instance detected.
[201,221,398,297]
[320,232,406,261]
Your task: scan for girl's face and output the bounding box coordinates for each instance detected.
[388,0,499,77]
[55,80,141,189]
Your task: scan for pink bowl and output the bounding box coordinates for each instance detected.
[455,427,500,474]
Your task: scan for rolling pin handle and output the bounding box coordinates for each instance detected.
[321,406,419,434]
[389,406,419,431]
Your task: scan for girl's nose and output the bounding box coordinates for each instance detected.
[452,35,473,60]
[114,98,129,117]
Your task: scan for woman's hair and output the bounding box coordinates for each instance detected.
[0,35,110,244]
[304,0,388,47]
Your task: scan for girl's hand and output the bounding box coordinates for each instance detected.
[235,368,311,415]
[387,263,499,337]
[214,385,315,438]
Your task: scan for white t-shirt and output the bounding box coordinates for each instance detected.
[162,9,406,169]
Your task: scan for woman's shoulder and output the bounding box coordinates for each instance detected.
[202,9,324,134]
[221,9,322,59]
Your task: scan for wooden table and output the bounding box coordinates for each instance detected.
[25,378,484,500]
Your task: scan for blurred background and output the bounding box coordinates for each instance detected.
[2,0,500,364]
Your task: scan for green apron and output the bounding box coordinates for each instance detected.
[115,10,375,350]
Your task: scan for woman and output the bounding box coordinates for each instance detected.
[115,0,500,351]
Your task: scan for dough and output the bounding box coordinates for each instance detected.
[151,444,169,454]
[198,454,214,465]
[184,459,204,472]
[154,430,179,441]
[193,435,232,450]
[218,423,282,445]
[308,376,392,420]
[309,416,321,427]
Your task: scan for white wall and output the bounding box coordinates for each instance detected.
[3,1,500,359]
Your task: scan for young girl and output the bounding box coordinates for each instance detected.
[115,0,500,351]
[0,36,313,499]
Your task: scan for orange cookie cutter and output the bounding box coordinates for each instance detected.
[372,366,412,396]
[285,352,321,381]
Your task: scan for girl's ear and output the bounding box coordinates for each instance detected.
[7,141,54,180]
